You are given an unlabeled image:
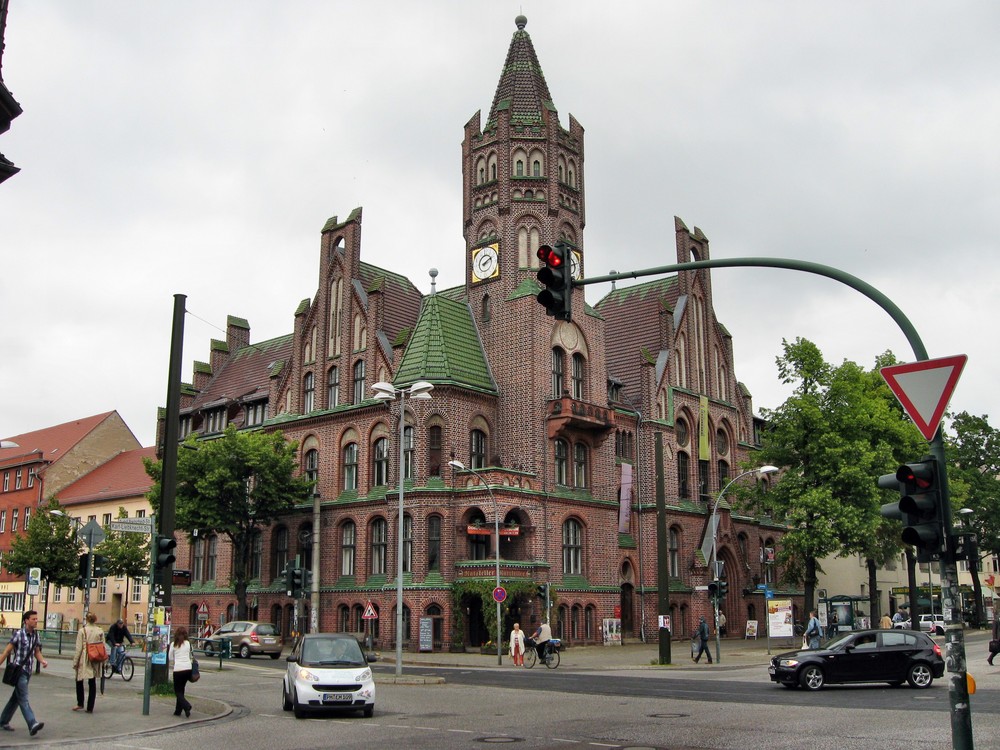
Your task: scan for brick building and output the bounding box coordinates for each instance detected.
[164,16,794,649]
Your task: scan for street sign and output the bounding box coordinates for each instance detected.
[881,355,967,441]
[78,519,106,548]
[362,601,378,620]
[756,584,767,590]
[109,519,154,534]
[493,586,507,603]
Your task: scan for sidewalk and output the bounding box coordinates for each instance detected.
[0,654,229,747]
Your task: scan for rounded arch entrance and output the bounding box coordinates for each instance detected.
[620,559,636,638]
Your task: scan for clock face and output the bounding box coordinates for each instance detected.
[570,251,582,280]
[472,244,500,283]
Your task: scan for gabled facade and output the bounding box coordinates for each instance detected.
[0,412,141,625]
[163,16,796,648]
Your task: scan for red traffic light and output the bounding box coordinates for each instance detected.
[537,244,564,268]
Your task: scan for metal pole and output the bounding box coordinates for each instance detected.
[142,514,156,716]
[653,432,671,664]
[395,389,405,677]
[311,489,321,634]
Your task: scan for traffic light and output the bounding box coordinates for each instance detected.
[77,553,89,589]
[537,583,549,600]
[719,579,729,597]
[92,554,108,578]
[707,581,719,600]
[155,535,177,570]
[289,567,304,598]
[303,568,314,591]
[879,458,943,562]
[535,242,573,321]
[284,564,295,597]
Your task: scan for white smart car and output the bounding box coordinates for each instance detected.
[282,633,377,718]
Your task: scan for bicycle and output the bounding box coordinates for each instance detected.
[102,644,135,682]
[524,637,560,669]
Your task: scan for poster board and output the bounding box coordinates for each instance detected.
[602,618,622,646]
[767,599,794,638]
[418,617,434,652]
[745,620,758,639]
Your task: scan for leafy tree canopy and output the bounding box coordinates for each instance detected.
[4,497,81,588]
[96,506,151,581]
[946,411,1000,558]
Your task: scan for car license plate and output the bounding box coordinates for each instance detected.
[322,693,353,702]
[263,638,275,644]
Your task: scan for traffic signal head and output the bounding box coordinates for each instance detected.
[77,553,89,588]
[288,567,304,598]
[155,535,177,570]
[707,581,719,599]
[879,458,943,562]
[535,243,573,321]
[719,580,729,597]
[303,568,314,590]
[284,564,295,597]
[92,554,108,578]
[537,583,549,599]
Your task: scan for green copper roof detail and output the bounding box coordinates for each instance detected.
[210,339,228,354]
[486,20,556,130]
[227,316,250,330]
[193,361,212,375]
[294,298,310,316]
[321,206,363,234]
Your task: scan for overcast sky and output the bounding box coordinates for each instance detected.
[1,1,997,449]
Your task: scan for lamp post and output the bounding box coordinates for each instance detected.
[710,465,779,663]
[310,487,321,634]
[448,460,503,666]
[372,380,434,676]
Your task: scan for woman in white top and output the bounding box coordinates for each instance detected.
[169,626,193,718]
[509,623,525,667]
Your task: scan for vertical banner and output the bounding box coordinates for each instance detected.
[698,395,710,460]
[618,463,633,533]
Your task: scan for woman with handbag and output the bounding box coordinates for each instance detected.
[168,626,193,718]
[72,612,104,713]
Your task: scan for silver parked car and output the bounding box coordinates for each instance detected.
[204,620,284,659]
[282,633,377,718]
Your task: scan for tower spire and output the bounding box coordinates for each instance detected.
[486,15,556,130]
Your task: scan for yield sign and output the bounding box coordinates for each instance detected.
[881,355,967,441]
[362,601,378,620]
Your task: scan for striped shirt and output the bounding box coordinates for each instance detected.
[8,627,41,672]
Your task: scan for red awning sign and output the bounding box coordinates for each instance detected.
[880,355,967,441]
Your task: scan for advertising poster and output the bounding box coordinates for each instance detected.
[767,599,794,638]
[149,624,172,665]
[602,618,622,646]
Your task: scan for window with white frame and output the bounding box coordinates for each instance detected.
[11,509,17,532]
[341,521,356,575]
[131,578,143,603]
[99,578,107,602]
[563,518,583,575]
[370,518,387,575]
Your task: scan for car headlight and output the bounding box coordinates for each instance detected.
[357,668,372,681]
[778,659,800,668]
[296,668,321,682]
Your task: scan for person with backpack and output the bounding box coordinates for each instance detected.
[693,616,713,663]
[806,610,824,649]
[72,612,105,713]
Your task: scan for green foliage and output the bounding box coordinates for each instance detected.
[450,579,555,646]
[4,497,81,588]
[144,427,314,618]
[946,412,1000,558]
[96,506,151,580]
[741,339,924,607]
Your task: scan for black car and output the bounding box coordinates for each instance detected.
[768,629,944,690]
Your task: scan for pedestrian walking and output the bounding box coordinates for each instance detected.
[805,610,824,649]
[879,612,893,629]
[509,623,525,667]
[0,610,48,736]
[718,611,727,638]
[988,616,1000,666]
[693,616,713,663]
[72,612,105,713]
[168,626,193,718]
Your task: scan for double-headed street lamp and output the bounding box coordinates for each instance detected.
[710,465,779,663]
[372,380,434,676]
[448,460,503,666]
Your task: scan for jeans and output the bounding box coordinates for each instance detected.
[0,671,37,729]
[111,644,126,672]
[694,639,713,663]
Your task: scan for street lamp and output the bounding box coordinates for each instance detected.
[448,460,503,667]
[49,509,89,613]
[710,465,779,663]
[372,380,434,676]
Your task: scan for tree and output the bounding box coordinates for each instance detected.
[95,506,152,620]
[741,338,923,615]
[144,426,314,619]
[945,411,1000,626]
[4,498,82,606]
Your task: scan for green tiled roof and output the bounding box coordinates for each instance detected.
[486,19,556,130]
[394,295,496,394]
[596,275,679,309]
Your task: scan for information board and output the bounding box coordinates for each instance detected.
[418,617,434,652]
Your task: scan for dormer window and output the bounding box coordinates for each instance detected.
[205,408,227,434]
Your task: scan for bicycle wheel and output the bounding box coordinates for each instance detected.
[120,656,134,682]
[544,648,560,669]
[102,660,114,679]
[524,648,537,669]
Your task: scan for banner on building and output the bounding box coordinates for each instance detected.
[698,396,710,460]
[618,463,633,534]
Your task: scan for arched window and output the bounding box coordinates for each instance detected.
[718,460,730,490]
[554,440,569,485]
[532,160,541,177]
[427,515,441,571]
[339,604,350,632]
[428,425,442,477]
[352,360,365,404]
[249,530,262,580]
[192,537,204,581]
[552,347,565,396]
[402,515,413,574]
[372,437,390,486]
[468,510,489,560]
[206,534,218,580]
[677,451,690,498]
[304,448,318,486]
[370,519,387,575]
[573,443,588,488]
[470,429,487,469]
[515,159,524,176]
[343,443,358,490]
[563,518,582,574]
[327,366,339,407]
[669,527,680,577]
[572,353,585,399]
[403,426,415,480]
[303,372,315,413]
[272,526,289,579]
[341,521,356,575]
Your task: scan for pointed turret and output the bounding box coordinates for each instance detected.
[486,15,556,130]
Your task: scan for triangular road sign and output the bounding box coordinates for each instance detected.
[362,601,378,620]
[881,355,967,441]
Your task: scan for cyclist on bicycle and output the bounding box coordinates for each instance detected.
[531,621,552,662]
[106,619,134,673]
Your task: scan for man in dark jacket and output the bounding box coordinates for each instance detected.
[106,619,134,673]
[693,616,713,663]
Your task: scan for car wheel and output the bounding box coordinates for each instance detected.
[936,626,945,636]
[292,690,308,719]
[799,665,825,691]
[270,652,281,660]
[907,663,934,689]
[362,704,374,718]
[204,642,215,655]
[282,682,292,711]
[239,644,252,659]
